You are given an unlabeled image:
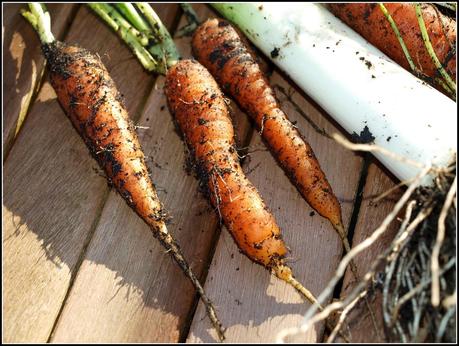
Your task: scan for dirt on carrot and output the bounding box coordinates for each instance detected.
[44,41,167,226]
[191,18,350,252]
[165,59,288,268]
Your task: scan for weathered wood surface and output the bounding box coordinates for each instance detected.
[187,71,363,343]
[3,3,401,344]
[3,3,78,159]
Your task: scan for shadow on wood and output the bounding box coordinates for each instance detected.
[3,3,78,159]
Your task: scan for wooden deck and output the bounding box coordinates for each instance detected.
[3,3,400,343]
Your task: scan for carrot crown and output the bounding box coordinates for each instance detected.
[21,3,55,44]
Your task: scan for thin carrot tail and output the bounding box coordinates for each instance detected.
[154,224,226,341]
[333,222,359,279]
[273,264,351,342]
[272,264,322,308]
[333,222,351,253]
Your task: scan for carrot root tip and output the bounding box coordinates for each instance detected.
[333,223,359,278]
[333,222,352,253]
[273,264,322,309]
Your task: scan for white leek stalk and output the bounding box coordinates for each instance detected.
[212,3,457,185]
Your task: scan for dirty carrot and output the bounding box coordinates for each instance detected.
[88,3,327,308]
[326,3,456,96]
[21,3,224,341]
[165,59,322,307]
[191,18,352,254]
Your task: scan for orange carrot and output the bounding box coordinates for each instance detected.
[192,18,351,253]
[326,3,456,94]
[44,41,168,232]
[22,3,224,338]
[165,59,322,306]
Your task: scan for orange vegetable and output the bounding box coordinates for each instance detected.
[45,42,164,227]
[192,18,350,252]
[165,59,322,306]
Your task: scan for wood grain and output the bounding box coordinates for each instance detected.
[187,71,364,343]
[50,4,253,343]
[3,3,78,159]
[334,161,400,343]
[2,5,156,343]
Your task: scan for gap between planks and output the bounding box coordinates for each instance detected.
[333,160,400,343]
[331,153,371,302]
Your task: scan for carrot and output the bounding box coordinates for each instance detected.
[191,18,351,254]
[326,3,456,96]
[165,59,322,306]
[21,4,225,340]
[43,41,167,232]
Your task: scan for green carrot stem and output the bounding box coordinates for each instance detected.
[114,3,151,33]
[135,2,163,38]
[181,3,200,25]
[88,3,158,72]
[21,3,55,44]
[135,2,180,69]
[175,3,201,38]
[378,3,419,73]
[434,77,456,100]
[89,3,180,74]
[415,3,456,93]
[89,3,149,46]
[87,3,118,32]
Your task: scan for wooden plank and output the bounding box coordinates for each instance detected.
[334,161,400,343]
[49,4,254,343]
[3,3,78,158]
[2,4,157,343]
[187,71,364,342]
